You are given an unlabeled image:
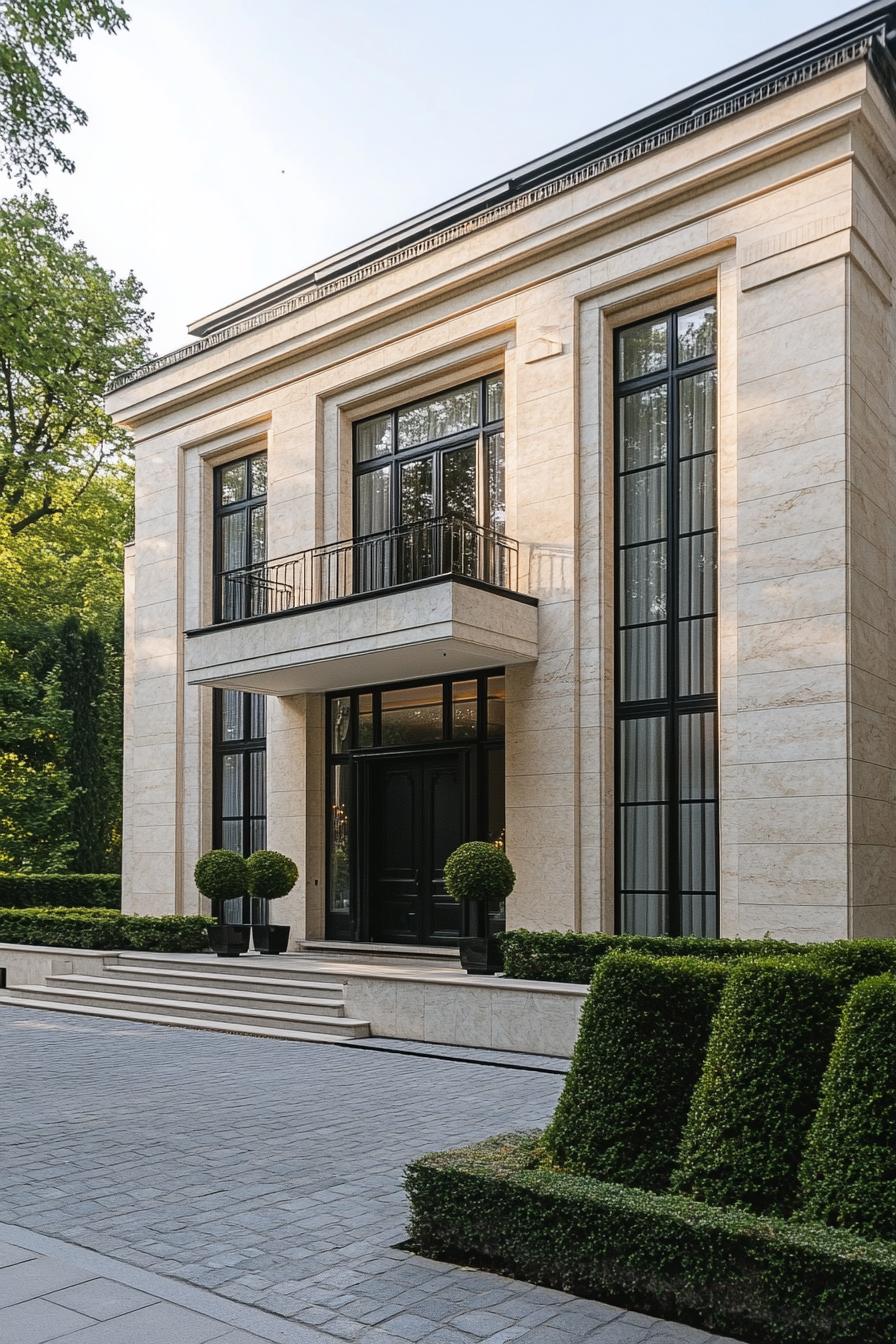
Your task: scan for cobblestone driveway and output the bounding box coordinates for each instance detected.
[0,1007,741,1343]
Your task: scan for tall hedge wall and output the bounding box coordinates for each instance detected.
[543,953,728,1190]
[673,957,841,1215]
[800,974,896,1240]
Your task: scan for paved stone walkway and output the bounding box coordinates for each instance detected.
[0,1223,329,1342]
[0,1007,742,1343]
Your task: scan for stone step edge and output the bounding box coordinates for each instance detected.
[0,996,357,1043]
[49,975,346,1011]
[7,985,370,1029]
[111,955,346,984]
[102,965,343,993]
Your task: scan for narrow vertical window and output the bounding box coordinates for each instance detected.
[214,450,267,621]
[615,300,718,936]
[213,690,267,858]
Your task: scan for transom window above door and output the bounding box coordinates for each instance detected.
[353,374,505,543]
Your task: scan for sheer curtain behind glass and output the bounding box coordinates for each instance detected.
[615,303,718,938]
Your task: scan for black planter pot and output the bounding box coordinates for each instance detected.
[252,924,290,955]
[206,924,251,958]
[458,935,503,976]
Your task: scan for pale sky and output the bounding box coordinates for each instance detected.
[25,0,849,356]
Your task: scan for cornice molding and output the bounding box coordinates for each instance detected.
[110,28,884,394]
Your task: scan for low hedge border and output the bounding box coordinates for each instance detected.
[499,930,805,982]
[0,874,121,910]
[406,1133,896,1344]
[0,907,213,952]
[499,929,896,987]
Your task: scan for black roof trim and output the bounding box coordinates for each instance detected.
[111,3,896,393]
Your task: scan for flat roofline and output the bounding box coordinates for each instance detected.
[112,2,896,391]
[188,2,896,337]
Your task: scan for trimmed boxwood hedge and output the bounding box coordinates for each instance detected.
[499,929,806,982]
[543,953,728,1190]
[0,907,213,952]
[0,874,121,910]
[800,975,896,1240]
[673,957,841,1216]
[499,929,896,987]
[406,1133,896,1344]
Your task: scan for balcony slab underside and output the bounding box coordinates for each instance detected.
[185,577,538,694]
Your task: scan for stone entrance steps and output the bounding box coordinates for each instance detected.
[0,952,371,1043]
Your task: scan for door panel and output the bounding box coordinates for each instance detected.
[425,758,464,942]
[368,753,465,944]
[369,764,422,942]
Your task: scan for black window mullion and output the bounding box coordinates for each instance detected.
[666,318,680,936]
[615,300,718,939]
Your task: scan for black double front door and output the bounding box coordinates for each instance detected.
[367,752,466,945]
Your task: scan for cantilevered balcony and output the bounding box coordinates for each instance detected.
[185,515,538,694]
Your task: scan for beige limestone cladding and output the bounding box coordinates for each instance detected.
[111,51,896,946]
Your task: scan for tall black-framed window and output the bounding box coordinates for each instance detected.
[353,375,505,585]
[213,689,267,857]
[325,670,505,940]
[614,299,719,937]
[214,451,267,622]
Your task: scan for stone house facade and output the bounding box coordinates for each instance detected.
[109,3,896,946]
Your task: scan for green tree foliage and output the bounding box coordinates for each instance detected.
[543,953,729,1190]
[0,637,74,870]
[800,974,896,1240]
[0,192,150,535]
[56,615,107,871]
[0,0,129,183]
[673,957,841,1216]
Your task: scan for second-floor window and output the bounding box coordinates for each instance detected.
[214,451,267,621]
[353,375,505,588]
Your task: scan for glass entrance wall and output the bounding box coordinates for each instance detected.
[325,670,505,941]
[614,300,719,937]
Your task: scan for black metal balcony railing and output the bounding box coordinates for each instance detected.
[216,514,520,624]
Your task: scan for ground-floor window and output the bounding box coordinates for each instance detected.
[213,689,267,921]
[614,299,719,937]
[326,671,505,944]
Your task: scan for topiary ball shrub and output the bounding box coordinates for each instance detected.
[799,974,896,1240]
[672,956,841,1216]
[246,849,298,901]
[444,842,515,904]
[194,849,248,906]
[543,952,729,1191]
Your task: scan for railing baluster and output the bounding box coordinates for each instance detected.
[214,513,522,622]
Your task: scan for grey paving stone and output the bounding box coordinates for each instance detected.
[0,1297,94,1343]
[589,1323,651,1342]
[45,1276,159,1320]
[201,1333,280,1344]
[0,1257,92,1307]
[382,1311,442,1340]
[0,1241,37,1268]
[53,1300,238,1342]
[413,1331,475,1344]
[0,1006,745,1344]
[643,1329,713,1343]
[450,1309,518,1336]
